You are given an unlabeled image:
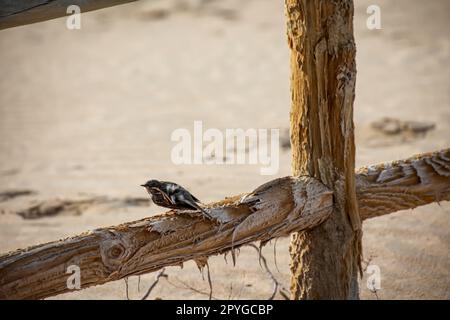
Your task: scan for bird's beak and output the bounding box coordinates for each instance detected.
[140,184,146,187]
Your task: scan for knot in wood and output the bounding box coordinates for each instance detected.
[109,243,125,259]
[99,234,133,271]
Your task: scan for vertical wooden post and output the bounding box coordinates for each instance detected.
[285,0,362,299]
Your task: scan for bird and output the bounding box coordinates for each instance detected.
[140,179,213,220]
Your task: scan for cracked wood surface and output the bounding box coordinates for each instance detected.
[0,176,333,300]
[286,0,362,299]
[357,149,450,219]
[0,149,448,300]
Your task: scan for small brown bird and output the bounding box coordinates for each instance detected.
[141,179,212,219]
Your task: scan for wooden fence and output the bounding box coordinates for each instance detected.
[0,0,448,299]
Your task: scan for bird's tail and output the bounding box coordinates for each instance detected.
[191,202,213,220]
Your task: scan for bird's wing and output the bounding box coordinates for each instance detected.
[153,188,176,206]
[172,191,196,208]
[171,183,201,203]
[161,181,177,194]
[176,193,211,216]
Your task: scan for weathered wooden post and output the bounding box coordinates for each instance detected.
[286,0,362,299]
[0,0,448,300]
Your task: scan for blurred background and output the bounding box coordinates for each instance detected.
[0,0,449,299]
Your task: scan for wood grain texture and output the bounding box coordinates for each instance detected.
[0,150,448,299]
[0,176,333,300]
[357,149,450,220]
[286,0,362,299]
[0,0,137,30]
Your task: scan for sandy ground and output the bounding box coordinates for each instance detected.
[0,0,449,299]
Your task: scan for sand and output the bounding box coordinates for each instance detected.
[0,0,448,299]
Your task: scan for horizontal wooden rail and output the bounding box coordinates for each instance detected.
[356,148,449,219]
[0,149,448,299]
[0,0,137,30]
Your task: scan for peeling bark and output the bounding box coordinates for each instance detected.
[0,149,448,300]
[1,0,447,302]
[357,149,450,219]
[0,176,333,300]
[286,0,362,299]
